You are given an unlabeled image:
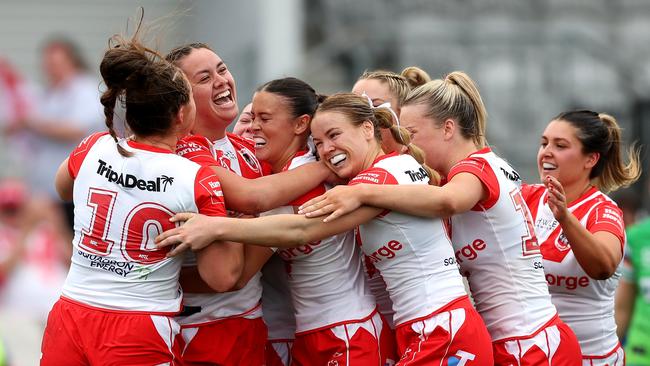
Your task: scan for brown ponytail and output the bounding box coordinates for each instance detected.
[100,32,191,157]
[553,110,641,192]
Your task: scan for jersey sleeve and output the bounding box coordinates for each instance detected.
[586,201,626,253]
[176,135,219,167]
[349,167,399,186]
[67,131,109,179]
[447,157,500,210]
[194,166,227,217]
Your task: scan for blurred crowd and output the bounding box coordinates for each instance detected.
[0,37,103,366]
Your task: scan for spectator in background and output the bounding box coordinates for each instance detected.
[0,178,69,366]
[0,58,34,174]
[5,37,103,234]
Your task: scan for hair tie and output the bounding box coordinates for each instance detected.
[361,92,400,127]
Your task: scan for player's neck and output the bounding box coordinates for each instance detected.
[131,135,177,152]
[563,179,593,205]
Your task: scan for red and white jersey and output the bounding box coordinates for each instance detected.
[63,132,226,314]
[523,184,625,356]
[268,151,376,334]
[175,133,264,325]
[447,147,556,341]
[177,133,263,179]
[361,239,395,329]
[350,153,467,327]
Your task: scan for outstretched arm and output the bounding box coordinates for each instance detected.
[300,172,486,221]
[214,162,330,214]
[156,206,381,256]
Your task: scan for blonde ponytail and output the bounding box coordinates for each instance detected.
[405,71,488,148]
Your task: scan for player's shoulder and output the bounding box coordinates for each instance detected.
[178,134,212,148]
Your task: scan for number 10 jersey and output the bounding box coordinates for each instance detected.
[62,132,226,314]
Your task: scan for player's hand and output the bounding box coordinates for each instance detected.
[298,185,362,222]
[545,175,569,222]
[155,213,218,257]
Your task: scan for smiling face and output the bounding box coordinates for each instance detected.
[250,91,304,169]
[311,111,377,179]
[176,48,238,138]
[233,103,253,139]
[537,119,596,186]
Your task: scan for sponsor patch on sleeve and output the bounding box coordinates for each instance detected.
[349,168,398,185]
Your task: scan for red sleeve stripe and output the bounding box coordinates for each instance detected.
[448,158,500,210]
[68,132,109,179]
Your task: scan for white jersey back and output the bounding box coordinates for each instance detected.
[63,133,225,314]
[448,148,556,341]
[351,153,467,327]
[175,134,264,325]
[271,152,376,334]
[524,184,625,356]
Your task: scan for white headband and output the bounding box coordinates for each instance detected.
[361,92,400,128]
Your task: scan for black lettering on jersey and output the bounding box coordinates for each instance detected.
[79,250,135,277]
[499,167,521,182]
[404,167,429,182]
[96,159,174,192]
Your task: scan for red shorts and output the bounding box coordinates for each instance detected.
[395,296,493,365]
[493,314,582,366]
[582,343,624,365]
[41,297,182,366]
[266,339,293,366]
[179,316,266,366]
[291,310,396,366]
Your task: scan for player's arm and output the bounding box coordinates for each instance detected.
[545,176,623,279]
[195,241,244,292]
[191,167,245,292]
[615,275,636,340]
[55,158,73,201]
[233,245,275,290]
[300,172,486,221]
[156,205,381,256]
[212,163,331,214]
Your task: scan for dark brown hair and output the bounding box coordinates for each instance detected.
[165,42,212,65]
[553,110,641,192]
[100,35,191,156]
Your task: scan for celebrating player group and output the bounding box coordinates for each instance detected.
[40,18,641,366]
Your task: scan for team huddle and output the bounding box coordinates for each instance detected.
[39,26,640,366]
